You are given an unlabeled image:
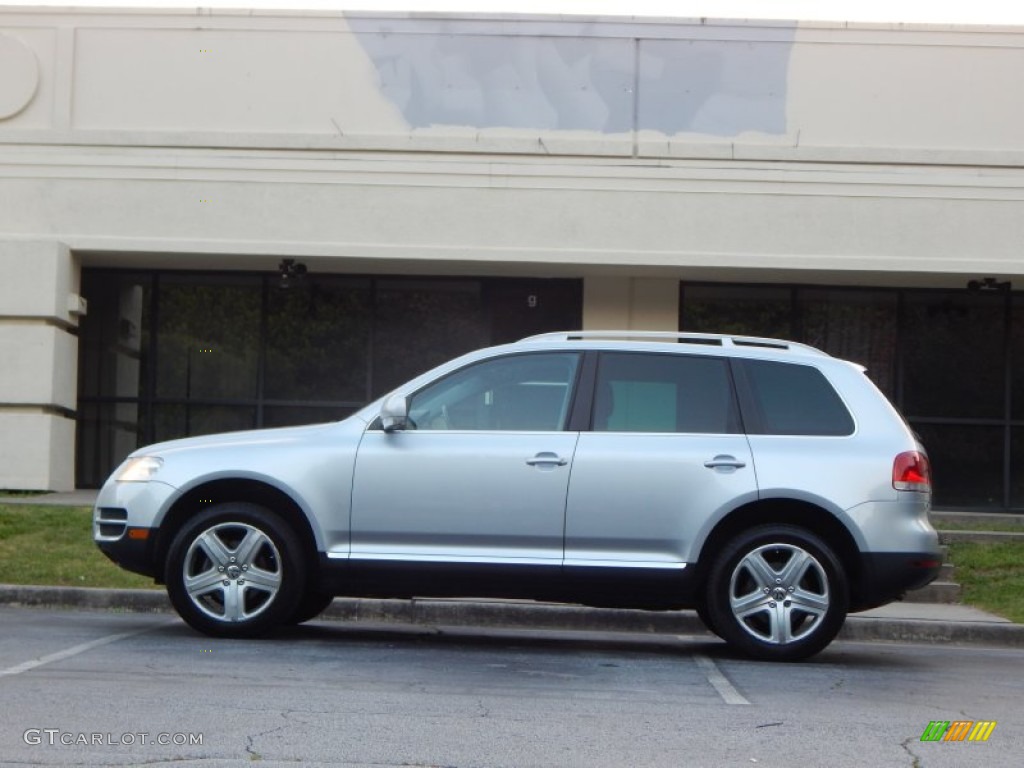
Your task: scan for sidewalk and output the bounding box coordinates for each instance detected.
[0,490,98,507]
[1,491,1021,649]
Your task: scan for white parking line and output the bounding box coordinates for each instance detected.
[0,621,175,679]
[693,652,751,706]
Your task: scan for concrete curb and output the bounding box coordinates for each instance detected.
[931,511,1024,528]
[321,597,713,635]
[837,617,1024,648]
[0,585,171,613]
[940,530,1024,544]
[2,584,1023,649]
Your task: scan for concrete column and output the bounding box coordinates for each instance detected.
[582,276,679,332]
[0,241,82,490]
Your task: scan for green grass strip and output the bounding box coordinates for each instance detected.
[1,503,1022,623]
[947,541,1024,623]
[0,505,157,589]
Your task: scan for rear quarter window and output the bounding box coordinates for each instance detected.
[741,359,854,436]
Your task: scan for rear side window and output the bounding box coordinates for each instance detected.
[593,353,739,434]
[742,360,854,436]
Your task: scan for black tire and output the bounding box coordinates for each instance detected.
[705,524,849,662]
[165,503,306,638]
[286,590,336,625]
[695,597,723,640]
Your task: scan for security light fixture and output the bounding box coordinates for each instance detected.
[966,277,1010,292]
[278,258,307,289]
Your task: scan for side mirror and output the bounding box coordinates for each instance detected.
[380,393,409,432]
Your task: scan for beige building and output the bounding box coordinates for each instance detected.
[1,7,1022,508]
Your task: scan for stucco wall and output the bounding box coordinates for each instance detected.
[0,241,80,490]
[4,10,1024,161]
[2,7,1024,488]
[1,9,1021,282]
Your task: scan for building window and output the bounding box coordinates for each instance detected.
[76,270,581,487]
[681,282,1020,511]
[901,292,1005,420]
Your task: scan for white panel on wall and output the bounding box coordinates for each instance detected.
[0,28,56,129]
[71,27,404,134]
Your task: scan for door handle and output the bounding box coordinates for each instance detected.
[526,452,568,467]
[704,455,746,470]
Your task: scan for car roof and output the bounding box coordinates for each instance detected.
[517,330,831,359]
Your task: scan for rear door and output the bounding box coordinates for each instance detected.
[564,351,758,567]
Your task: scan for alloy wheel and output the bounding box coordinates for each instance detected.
[727,542,830,645]
[181,522,283,623]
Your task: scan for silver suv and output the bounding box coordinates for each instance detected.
[94,331,941,661]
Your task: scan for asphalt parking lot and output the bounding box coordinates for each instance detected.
[1,607,1022,767]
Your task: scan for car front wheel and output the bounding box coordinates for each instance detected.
[705,524,849,661]
[287,590,336,625]
[165,503,306,637]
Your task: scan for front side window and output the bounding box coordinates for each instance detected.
[742,359,854,436]
[593,353,739,434]
[407,353,580,431]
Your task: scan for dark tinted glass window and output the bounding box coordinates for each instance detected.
[265,278,371,402]
[902,292,1004,419]
[593,353,737,434]
[372,280,489,398]
[408,353,579,431]
[913,423,1004,509]
[77,273,151,401]
[743,360,853,436]
[682,284,793,339]
[156,276,261,400]
[76,402,148,489]
[1012,428,1024,508]
[1013,295,1024,420]
[800,289,898,399]
[152,405,256,443]
[262,406,357,429]
[76,273,152,488]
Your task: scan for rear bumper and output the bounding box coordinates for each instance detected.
[850,551,943,612]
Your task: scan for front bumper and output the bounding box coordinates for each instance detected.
[92,479,178,580]
[96,529,159,579]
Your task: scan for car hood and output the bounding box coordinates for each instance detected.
[130,417,364,459]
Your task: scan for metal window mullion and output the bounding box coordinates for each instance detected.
[367,277,377,402]
[145,273,160,446]
[256,274,269,429]
[1003,288,1013,509]
[894,289,906,415]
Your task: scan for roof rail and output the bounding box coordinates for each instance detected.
[520,330,828,356]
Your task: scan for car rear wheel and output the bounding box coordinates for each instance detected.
[705,524,848,661]
[165,503,305,637]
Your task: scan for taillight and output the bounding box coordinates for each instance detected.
[893,451,931,492]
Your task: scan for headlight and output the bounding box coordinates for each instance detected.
[115,456,164,483]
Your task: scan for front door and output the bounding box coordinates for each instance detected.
[350,352,581,564]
